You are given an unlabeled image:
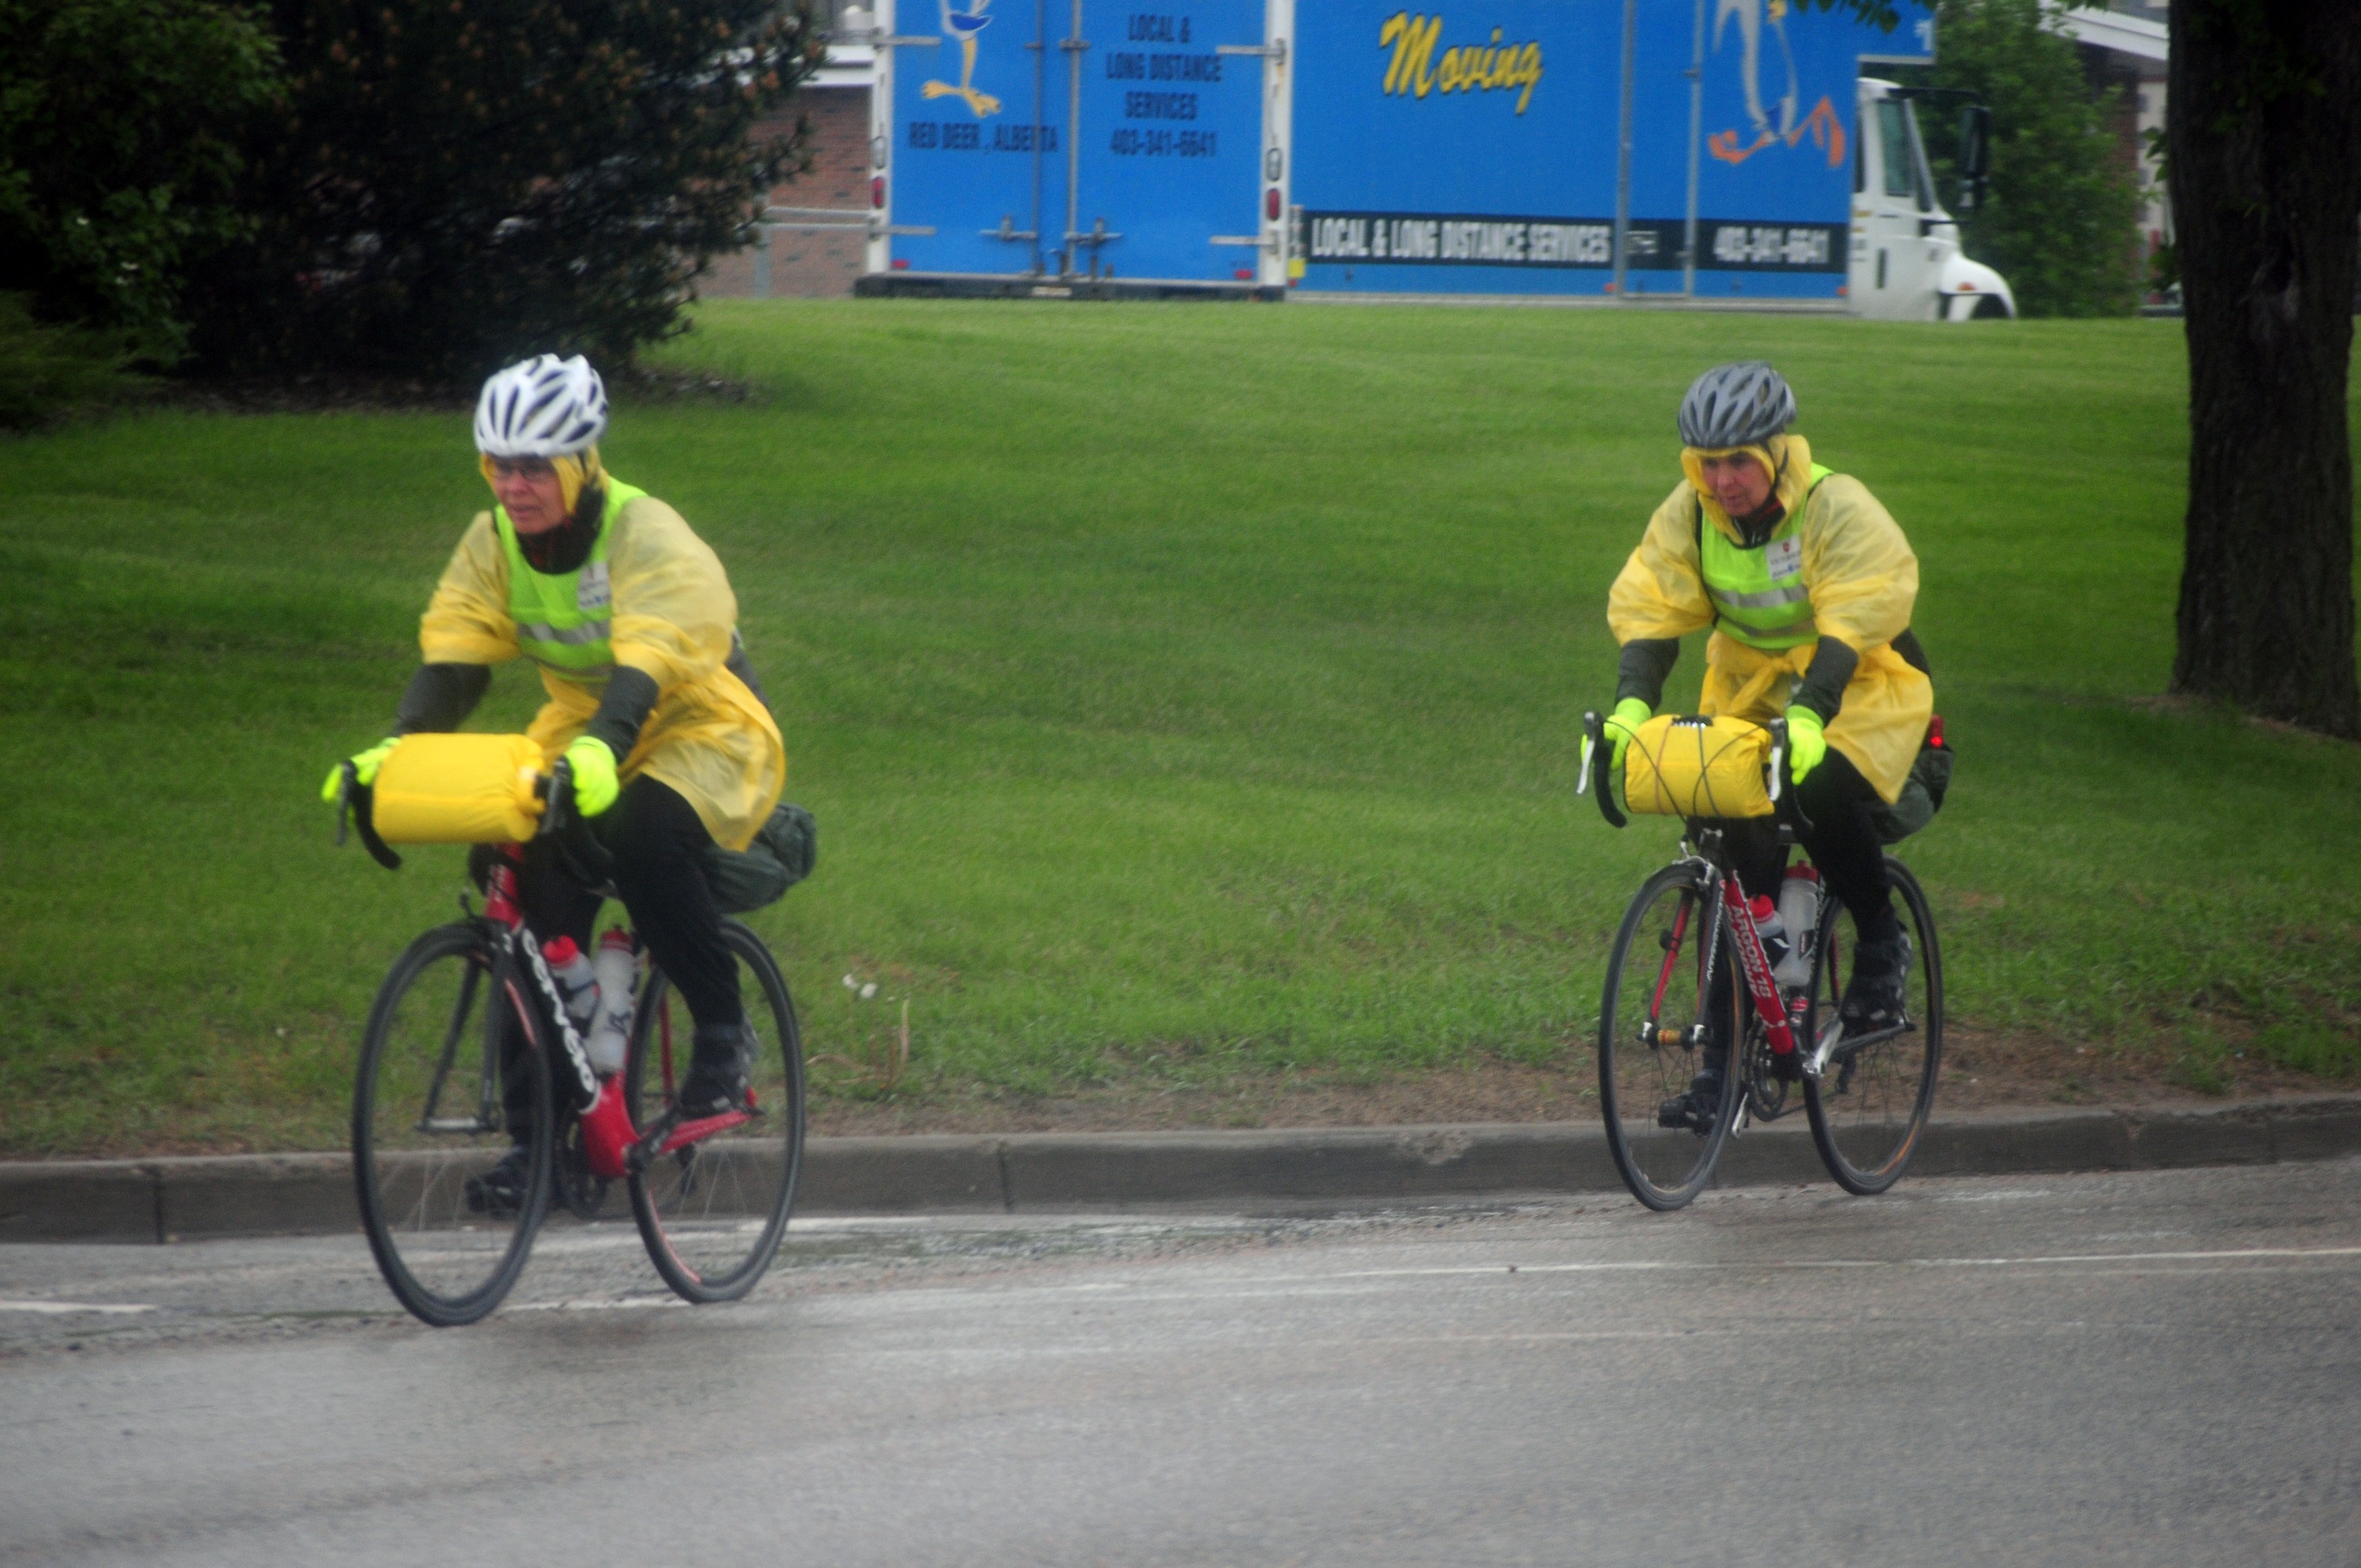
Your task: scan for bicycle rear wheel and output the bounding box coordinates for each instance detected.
[1802,857,1943,1195]
[353,923,552,1326]
[625,918,805,1303]
[1598,863,1745,1210]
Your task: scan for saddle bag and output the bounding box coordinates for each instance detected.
[1867,717,1954,845]
[700,801,819,914]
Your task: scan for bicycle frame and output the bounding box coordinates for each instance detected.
[1583,712,1809,1072]
[478,852,758,1181]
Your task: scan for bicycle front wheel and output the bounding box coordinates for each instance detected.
[625,919,805,1303]
[1598,863,1745,1211]
[353,923,552,1326]
[1802,857,1943,1194]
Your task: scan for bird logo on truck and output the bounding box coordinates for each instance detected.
[923,0,1003,117]
[1706,0,1845,168]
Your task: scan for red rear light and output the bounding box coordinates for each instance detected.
[891,257,911,269]
[870,176,885,210]
[1265,186,1281,222]
[1235,268,1254,280]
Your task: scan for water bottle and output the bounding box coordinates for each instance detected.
[541,935,600,1031]
[1747,895,1790,978]
[1774,866,1821,989]
[586,928,638,1076]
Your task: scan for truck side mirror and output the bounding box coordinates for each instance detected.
[1956,105,1992,212]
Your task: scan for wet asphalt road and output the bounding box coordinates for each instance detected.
[3,1160,2358,1567]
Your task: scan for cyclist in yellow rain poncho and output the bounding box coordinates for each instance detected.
[324,356,784,1195]
[1605,361,1934,1130]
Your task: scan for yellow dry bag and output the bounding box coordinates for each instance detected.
[369,733,547,845]
[1621,714,1776,819]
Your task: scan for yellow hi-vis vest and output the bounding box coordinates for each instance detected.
[491,478,649,674]
[1697,463,1833,651]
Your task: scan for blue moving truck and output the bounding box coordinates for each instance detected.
[855,0,2012,318]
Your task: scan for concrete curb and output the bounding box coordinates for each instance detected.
[4,1096,2356,1244]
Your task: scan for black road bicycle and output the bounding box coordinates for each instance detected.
[335,758,806,1326]
[1579,714,1943,1210]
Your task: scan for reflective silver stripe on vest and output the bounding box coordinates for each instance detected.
[1709,583,1812,611]
[1716,611,1817,637]
[518,618,612,647]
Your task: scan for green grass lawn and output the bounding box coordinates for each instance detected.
[5,301,2358,1155]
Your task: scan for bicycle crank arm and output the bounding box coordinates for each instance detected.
[1802,1019,1913,1079]
[622,1105,761,1173]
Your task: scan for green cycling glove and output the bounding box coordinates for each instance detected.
[1783,705,1827,784]
[320,737,401,803]
[564,736,620,817]
[1605,697,1653,773]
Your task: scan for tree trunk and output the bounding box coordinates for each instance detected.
[2168,0,2361,736]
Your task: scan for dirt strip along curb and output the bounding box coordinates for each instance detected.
[3,1096,2356,1244]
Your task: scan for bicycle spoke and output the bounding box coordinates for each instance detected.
[626,920,804,1303]
[1599,867,1742,1210]
[354,926,551,1326]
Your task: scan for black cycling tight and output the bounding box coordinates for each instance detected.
[515,776,745,1030]
[1722,746,1900,943]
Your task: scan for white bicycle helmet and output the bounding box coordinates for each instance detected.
[1677,361,1796,449]
[474,354,608,458]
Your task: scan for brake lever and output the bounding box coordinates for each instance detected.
[1581,710,1628,830]
[334,759,402,869]
[538,758,576,839]
[1768,718,1816,836]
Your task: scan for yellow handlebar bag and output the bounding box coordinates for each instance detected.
[1622,714,1775,819]
[370,733,546,844]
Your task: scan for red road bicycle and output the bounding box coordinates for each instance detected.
[1579,713,1943,1210]
[334,758,805,1326]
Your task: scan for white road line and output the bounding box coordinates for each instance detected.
[1321,1245,2361,1279]
[0,1300,159,1315]
[505,1296,687,1312]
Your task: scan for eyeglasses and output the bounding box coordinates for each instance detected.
[484,457,556,479]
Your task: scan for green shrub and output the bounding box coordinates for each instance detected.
[187,0,818,378]
[0,292,135,428]
[0,0,282,361]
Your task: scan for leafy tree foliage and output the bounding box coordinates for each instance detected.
[1905,0,2142,316]
[0,0,283,360]
[189,0,818,377]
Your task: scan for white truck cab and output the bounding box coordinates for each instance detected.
[1850,78,2015,321]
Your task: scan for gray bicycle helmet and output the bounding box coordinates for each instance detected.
[1677,361,1796,448]
[474,354,608,458]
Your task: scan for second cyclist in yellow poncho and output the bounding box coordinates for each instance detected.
[1604,361,1934,1131]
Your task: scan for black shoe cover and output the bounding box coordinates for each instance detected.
[464,1146,533,1219]
[1657,1072,1722,1134]
[675,1022,757,1117]
[1840,930,1914,1034]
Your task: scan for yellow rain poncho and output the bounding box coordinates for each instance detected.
[419,491,785,851]
[1606,434,1932,802]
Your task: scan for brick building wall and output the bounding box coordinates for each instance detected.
[700,85,872,301]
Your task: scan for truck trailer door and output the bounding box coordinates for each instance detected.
[881,0,1270,282]
[1069,0,1270,281]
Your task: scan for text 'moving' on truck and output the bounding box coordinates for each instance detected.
[855,0,2013,320]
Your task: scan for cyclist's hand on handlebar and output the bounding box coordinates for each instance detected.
[320,736,401,802]
[1783,705,1827,784]
[1605,697,1652,774]
[563,736,620,817]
